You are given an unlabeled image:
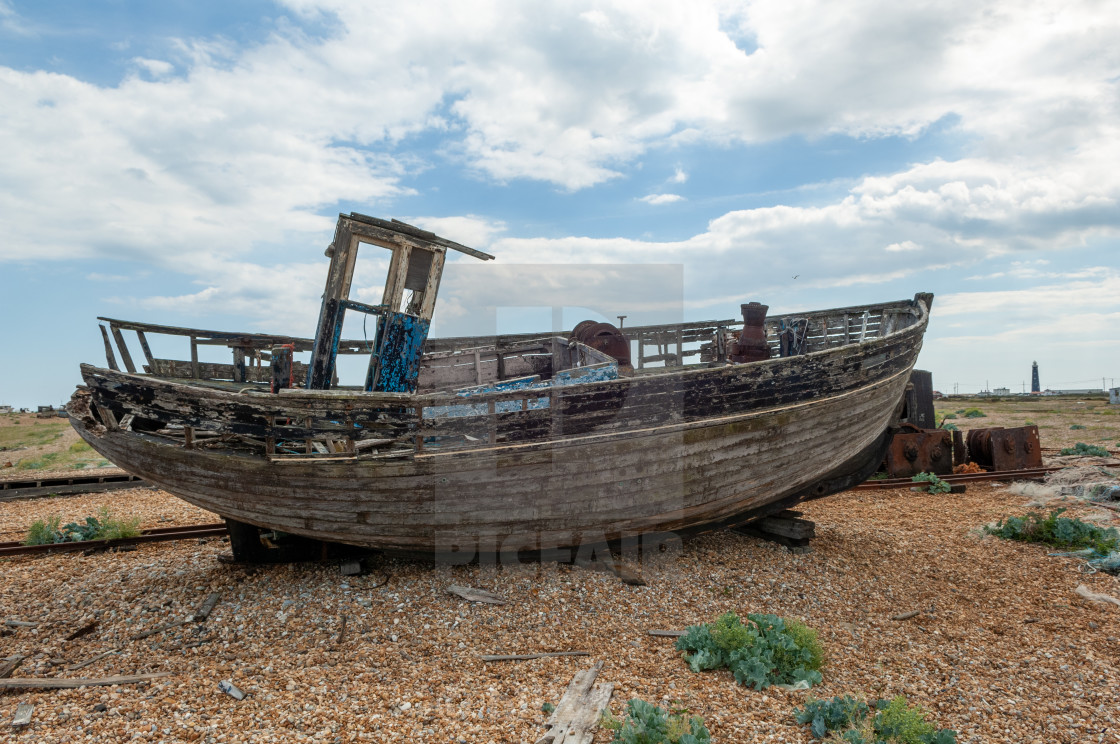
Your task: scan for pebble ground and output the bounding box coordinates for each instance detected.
[1,480,1118,743]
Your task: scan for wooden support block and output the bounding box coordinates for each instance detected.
[754,516,816,540]
[339,559,365,576]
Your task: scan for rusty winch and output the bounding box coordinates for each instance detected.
[570,320,632,369]
[727,302,772,363]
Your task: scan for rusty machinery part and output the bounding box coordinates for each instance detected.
[727,302,772,364]
[569,321,632,368]
[965,425,1042,472]
[0,523,228,557]
[855,466,1059,490]
[884,425,953,478]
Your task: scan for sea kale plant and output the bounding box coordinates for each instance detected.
[600,699,711,744]
[1059,442,1110,457]
[794,695,958,744]
[23,507,141,546]
[985,508,1118,555]
[675,612,824,690]
[911,472,951,494]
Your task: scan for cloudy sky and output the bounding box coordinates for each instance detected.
[1,0,1118,406]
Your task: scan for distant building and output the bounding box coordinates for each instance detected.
[993,387,1011,396]
[1031,361,1040,394]
[0,405,12,414]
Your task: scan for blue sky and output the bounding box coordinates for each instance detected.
[2,0,1119,407]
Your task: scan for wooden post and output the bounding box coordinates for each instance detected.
[309,222,357,390]
[110,325,137,374]
[135,330,155,368]
[232,346,246,383]
[98,325,120,371]
[183,426,194,449]
[190,337,200,379]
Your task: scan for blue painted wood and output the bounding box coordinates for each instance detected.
[366,312,430,393]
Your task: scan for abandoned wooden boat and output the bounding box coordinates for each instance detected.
[69,213,933,559]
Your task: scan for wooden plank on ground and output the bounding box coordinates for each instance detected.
[192,592,222,623]
[0,655,25,679]
[130,618,189,640]
[647,630,685,637]
[11,703,33,727]
[65,621,99,641]
[0,672,171,690]
[447,585,506,605]
[482,651,589,662]
[67,649,120,671]
[535,660,613,744]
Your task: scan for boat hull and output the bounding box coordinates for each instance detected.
[71,364,913,555]
[71,295,930,556]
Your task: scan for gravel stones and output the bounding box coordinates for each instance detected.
[0,481,1117,742]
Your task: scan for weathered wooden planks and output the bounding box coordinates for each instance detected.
[0,673,170,690]
[70,294,930,553]
[535,661,613,744]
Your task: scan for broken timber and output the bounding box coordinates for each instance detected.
[11,703,33,728]
[0,672,171,690]
[481,651,590,662]
[735,510,816,551]
[0,655,25,679]
[447,585,507,605]
[535,661,614,744]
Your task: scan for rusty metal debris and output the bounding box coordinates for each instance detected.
[569,321,632,369]
[727,302,772,363]
[857,467,1059,490]
[884,424,953,478]
[0,523,228,558]
[966,426,1043,472]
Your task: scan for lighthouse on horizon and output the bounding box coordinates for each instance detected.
[1031,361,1040,394]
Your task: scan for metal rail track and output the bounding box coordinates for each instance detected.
[0,523,228,558]
[0,473,147,501]
[853,467,1061,490]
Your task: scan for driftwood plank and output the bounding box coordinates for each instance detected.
[535,661,613,744]
[482,651,589,662]
[447,585,507,605]
[4,620,38,628]
[192,592,222,623]
[64,621,99,642]
[130,618,189,640]
[647,630,685,638]
[11,703,33,727]
[67,649,120,671]
[0,672,170,690]
[0,655,25,679]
